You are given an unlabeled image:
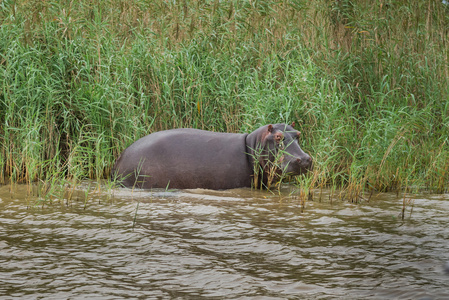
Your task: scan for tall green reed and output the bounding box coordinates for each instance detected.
[0,0,448,199]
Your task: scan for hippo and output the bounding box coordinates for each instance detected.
[111,123,312,190]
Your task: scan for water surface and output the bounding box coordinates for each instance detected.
[1,184,448,299]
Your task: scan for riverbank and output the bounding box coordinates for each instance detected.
[1,0,448,194]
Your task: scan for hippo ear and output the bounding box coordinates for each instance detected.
[267,124,273,133]
[291,121,296,128]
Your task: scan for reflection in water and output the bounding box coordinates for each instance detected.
[0,184,448,299]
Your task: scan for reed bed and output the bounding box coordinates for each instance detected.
[1,0,448,201]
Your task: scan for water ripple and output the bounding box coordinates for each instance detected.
[0,185,448,299]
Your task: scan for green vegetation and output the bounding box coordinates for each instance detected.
[1,0,448,197]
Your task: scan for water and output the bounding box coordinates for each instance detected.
[1,183,448,299]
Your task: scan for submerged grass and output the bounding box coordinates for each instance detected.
[1,0,448,202]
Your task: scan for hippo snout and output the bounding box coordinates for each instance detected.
[283,154,312,175]
[296,155,313,170]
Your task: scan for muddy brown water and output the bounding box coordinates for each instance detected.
[0,183,448,299]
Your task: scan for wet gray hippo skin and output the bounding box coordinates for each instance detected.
[112,123,312,190]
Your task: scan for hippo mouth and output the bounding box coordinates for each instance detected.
[281,158,313,176]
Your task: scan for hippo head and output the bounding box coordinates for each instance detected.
[247,123,313,188]
[264,123,313,175]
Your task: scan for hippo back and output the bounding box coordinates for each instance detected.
[112,128,252,189]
